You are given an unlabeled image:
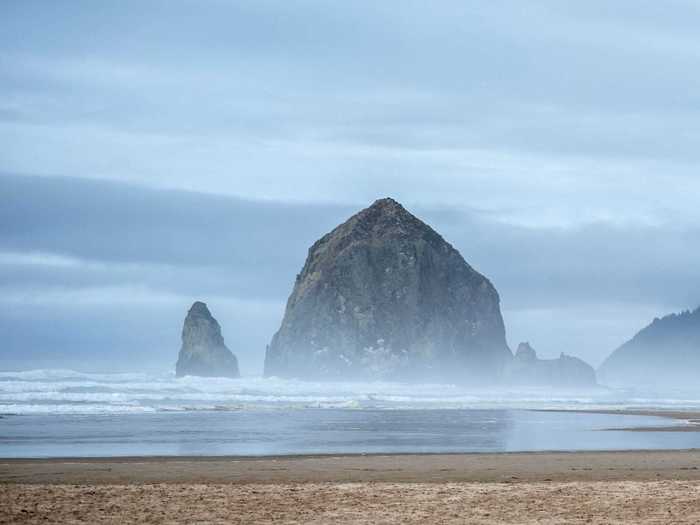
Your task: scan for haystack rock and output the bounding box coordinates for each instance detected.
[505,342,597,387]
[264,198,512,382]
[175,301,239,378]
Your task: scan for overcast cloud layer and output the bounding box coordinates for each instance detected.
[2,1,700,373]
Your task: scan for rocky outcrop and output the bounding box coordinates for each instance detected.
[264,198,512,382]
[175,301,239,378]
[505,342,597,387]
[598,306,700,388]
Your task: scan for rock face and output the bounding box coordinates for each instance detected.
[505,342,597,387]
[598,306,700,388]
[175,301,239,378]
[264,198,512,382]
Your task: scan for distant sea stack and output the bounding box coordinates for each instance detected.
[598,306,700,388]
[505,342,597,388]
[175,301,239,378]
[264,198,512,382]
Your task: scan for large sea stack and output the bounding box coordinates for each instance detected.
[264,198,512,382]
[175,301,239,378]
[598,306,700,388]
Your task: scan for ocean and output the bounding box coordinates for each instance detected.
[1,370,699,458]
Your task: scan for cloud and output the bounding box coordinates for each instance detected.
[3,1,700,227]
[4,173,699,307]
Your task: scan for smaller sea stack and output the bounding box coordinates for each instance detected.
[175,301,239,378]
[504,342,597,387]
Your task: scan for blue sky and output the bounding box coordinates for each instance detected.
[2,1,700,373]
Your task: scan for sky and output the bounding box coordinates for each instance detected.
[2,1,700,374]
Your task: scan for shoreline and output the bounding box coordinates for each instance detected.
[3,445,700,463]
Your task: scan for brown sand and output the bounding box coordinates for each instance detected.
[3,451,700,524]
[3,480,700,524]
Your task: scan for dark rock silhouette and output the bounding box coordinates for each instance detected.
[175,301,239,378]
[505,342,597,387]
[264,197,512,382]
[513,341,537,363]
[598,306,700,388]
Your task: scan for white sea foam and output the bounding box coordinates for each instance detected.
[1,369,699,415]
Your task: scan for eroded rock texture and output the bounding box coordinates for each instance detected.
[264,198,511,382]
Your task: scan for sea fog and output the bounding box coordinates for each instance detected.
[2,369,700,415]
[3,370,700,458]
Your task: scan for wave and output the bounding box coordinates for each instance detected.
[1,369,700,415]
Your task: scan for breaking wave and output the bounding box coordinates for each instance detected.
[1,369,700,415]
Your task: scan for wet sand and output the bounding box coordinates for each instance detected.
[3,450,700,484]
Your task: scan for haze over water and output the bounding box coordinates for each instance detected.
[2,369,700,458]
